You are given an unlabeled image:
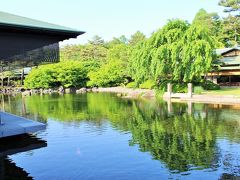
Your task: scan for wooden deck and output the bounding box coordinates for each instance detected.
[0,112,46,138]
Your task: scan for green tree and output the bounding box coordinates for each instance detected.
[129,31,146,46]
[129,19,216,85]
[87,60,127,87]
[60,45,82,61]
[88,35,105,46]
[219,0,240,13]
[219,0,240,46]
[107,35,128,48]
[81,44,108,62]
[107,44,131,64]
[193,9,224,47]
[24,61,95,89]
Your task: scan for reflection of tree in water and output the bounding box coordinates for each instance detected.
[127,102,219,172]
[2,93,240,174]
[0,134,47,180]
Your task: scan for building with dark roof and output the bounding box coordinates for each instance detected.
[207,46,240,86]
[0,11,84,134]
[0,11,84,70]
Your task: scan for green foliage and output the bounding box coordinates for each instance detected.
[219,0,240,13]
[219,0,240,46]
[126,82,138,88]
[60,44,108,62]
[87,60,127,87]
[202,80,220,90]
[53,61,89,88]
[88,35,105,46]
[24,61,95,89]
[172,83,188,93]
[24,65,56,89]
[60,35,108,62]
[194,86,204,94]
[222,15,240,46]
[139,80,155,89]
[193,9,224,48]
[157,80,188,93]
[129,19,216,85]
[107,44,131,64]
[129,31,146,46]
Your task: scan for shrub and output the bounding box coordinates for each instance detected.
[157,80,188,93]
[24,61,94,89]
[172,83,188,93]
[24,65,56,89]
[87,60,127,87]
[126,82,138,88]
[202,80,220,90]
[139,80,155,89]
[155,89,165,99]
[194,86,204,94]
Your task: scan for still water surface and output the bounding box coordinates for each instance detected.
[0,93,240,179]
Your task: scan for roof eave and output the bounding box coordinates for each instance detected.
[0,22,85,38]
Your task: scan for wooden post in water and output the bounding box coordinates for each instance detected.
[0,93,4,125]
[167,99,173,114]
[187,101,192,115]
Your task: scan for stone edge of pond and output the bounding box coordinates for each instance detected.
[2,86,240,105]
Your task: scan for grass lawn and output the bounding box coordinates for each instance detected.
[203,88,240,97]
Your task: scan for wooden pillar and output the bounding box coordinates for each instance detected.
[21,68,24,86]
[0,94,5,125]
[188,83,192,98]
[213,76,218,84]
[167,83,172,98]
[1,65,3,88]
[40,88,43,96]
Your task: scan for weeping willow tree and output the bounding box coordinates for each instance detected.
[129,19,217,85]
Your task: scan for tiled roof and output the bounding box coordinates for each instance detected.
[221,56,240,65]
[0,11,82,34]
[216,46,240,56]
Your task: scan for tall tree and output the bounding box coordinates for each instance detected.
[193,9,224,47]
[88,35,105,46]
[129,20,216,84]
[219,0,240,46]
[118,35,128,44]
[129,31,146,46]
[219,0,240,13]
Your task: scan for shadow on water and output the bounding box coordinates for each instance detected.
[1,93,240,178]
[0,134,47,179]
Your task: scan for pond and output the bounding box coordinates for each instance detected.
[0,93,240,179]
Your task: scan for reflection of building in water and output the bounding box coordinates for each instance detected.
[220,173,240,180]
[0,134,47,179]
[0,157,32,179]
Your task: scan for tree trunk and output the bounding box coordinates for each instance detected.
[7,76,10,87]
[21,68,24,86]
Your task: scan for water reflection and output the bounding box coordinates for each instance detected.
[0,134,47,179]
[1,93,240,177]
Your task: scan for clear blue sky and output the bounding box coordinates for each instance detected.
[1,0,224,45]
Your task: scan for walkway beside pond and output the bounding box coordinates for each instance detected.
[95,87,155,98]
[165,94,240,105]
[0,112,46,138]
